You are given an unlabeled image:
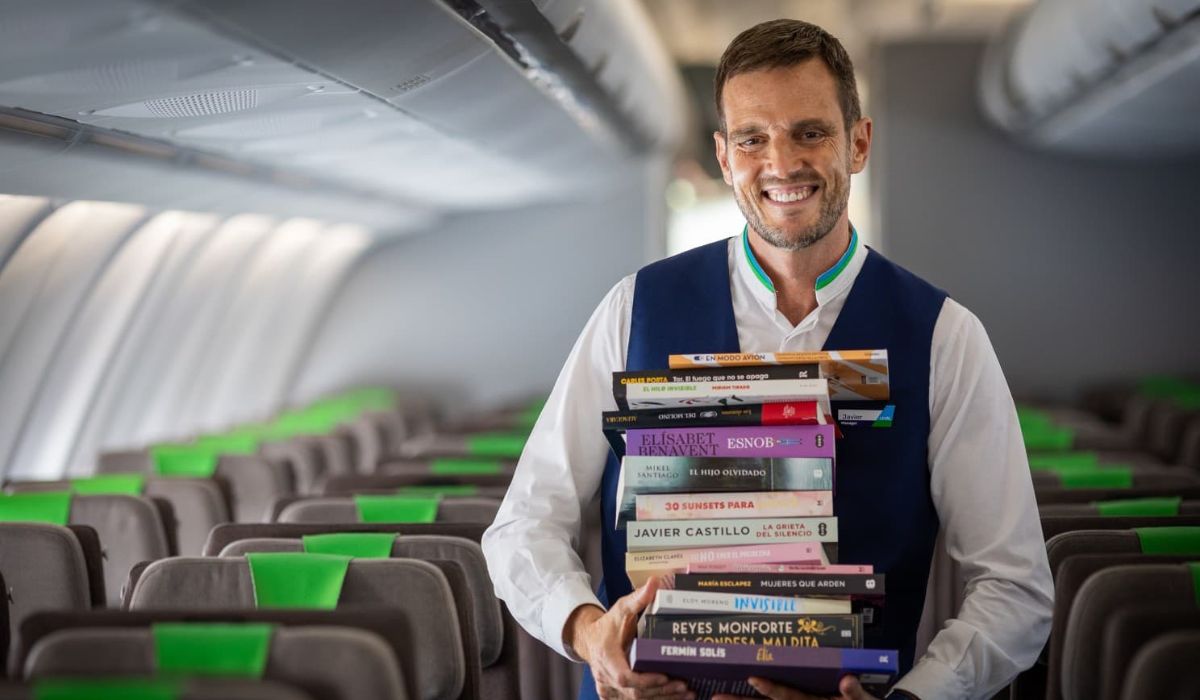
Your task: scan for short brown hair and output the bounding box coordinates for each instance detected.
[714,19,861,133]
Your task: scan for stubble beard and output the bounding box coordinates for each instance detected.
[736,167,850,252]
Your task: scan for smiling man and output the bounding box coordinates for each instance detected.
[483,19,1053,700]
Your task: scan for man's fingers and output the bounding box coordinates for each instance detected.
[748,676,824,700]
[837,675,875,700]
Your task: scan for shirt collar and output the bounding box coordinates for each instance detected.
[736,224,866,309]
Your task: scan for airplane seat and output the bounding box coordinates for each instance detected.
[0,678,317,700]
[321,469,513,497]
[260,440,325,496]
[1118,630,1200,700]
[273,496,502,526]
[1040,499,1200,517]
[1097,601,1200,700]
[22,626,405,700]
[67,495,171,607]
[128,557,467,700]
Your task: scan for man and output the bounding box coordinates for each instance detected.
[483,19,1052,700]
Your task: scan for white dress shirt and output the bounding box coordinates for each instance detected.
[482,229,1054,700]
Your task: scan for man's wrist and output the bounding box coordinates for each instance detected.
[563,603,605,662]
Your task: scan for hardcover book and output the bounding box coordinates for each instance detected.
[602,402,826,433]
[667,350,889,402]
[623,378,831,415]
[672,572,884,598]
[639,613,862,649]
[625,542,834,588]
[626,517,839,552]
[615,456,833,529]
[649,589,852,616]
[635,491,834,521]
[686,563,873,575]
[624,425,835,459]
[613,365,821,407]
[630,638,898,699]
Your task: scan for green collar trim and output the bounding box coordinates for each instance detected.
[153,622,274,677]
[815,226,859,291]
[741,225,860,294]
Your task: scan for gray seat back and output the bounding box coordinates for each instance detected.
[0,679,316,700]
[1099,602,1200,700]
[261,440,325,496]
[129,558,463,700]
[217,535,503,667]
[0,524,90,673]
[22,626,405,700]
[217,455,295,523]
[1119,630,1200,700]
[277,497,501,526]
[68,495,169,607]
[1061,564,1196,700]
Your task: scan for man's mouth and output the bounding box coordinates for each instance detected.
[762,185,818,204]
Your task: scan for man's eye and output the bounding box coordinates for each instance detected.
[739,137,763,147]
[802,131,822,140]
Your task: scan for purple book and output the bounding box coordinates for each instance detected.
[630,638,897,699]
[625,425,836,459]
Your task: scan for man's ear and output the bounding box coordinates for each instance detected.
[849,117,873,175]
[713,131,733,186]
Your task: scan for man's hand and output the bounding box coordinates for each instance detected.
[713,674,880,700]
[565,578,694,699]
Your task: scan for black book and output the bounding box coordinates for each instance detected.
[640,613,861,649]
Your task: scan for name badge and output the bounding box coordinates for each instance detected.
[837,404,894,428]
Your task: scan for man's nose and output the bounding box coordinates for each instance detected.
[763,138,808,179]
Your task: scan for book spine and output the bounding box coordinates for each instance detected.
[672,572,884,597]
[666,352,890,402]
[635,490,834,521]
[624,542,833,588]
[627,517,838,552]
[613,365,822,407]
[602,401,824,431]
[642,613,861,649]
[617,457,833,529]
[686,563,872,575]
[668,350,887,368]
[623,379,830,412]
[652,589,852,615]
[625,425,835,459]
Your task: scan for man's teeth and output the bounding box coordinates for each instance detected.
[765,187,814,203]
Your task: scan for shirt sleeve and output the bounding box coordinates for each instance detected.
[481,275,634,660]
[891,299,1054,700]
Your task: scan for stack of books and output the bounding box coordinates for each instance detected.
[602,350,899,698]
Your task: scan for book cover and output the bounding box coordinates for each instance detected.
[630,638,898,699]
[625,542,834,588]
[635,491,834,521]
[613,365,821,408]
[626,517,839,552]
[640,613,862,649]
[673,572,884,598]
[649,589,852,616]
[667,350,889,402]
[686,563,873,575]
[625,425,835,459]
[602,402,826,437]
[623,379,831,415]
[615,456,833,529]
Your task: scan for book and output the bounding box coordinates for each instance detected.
[615,456,833,529]
[630,638,898,699]
[626,517,838,552]
[673,572,884,598]
[649,589,852,616]
[623,378,831,415]
[668,350,889,402]
[602,402,826,435]
[639,613,862,649]
[625,542,834,588]
[635,491,834,521]
[613,365,821,408]
[686,563,873,575]
[624,425,835,459]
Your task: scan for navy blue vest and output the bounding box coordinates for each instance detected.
[580,239,946,699]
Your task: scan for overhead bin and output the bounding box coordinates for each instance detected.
[979,0,1200,157]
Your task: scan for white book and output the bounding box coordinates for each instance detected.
[649,589,852,616]
[622,378,831,416]
[626,517,838,552]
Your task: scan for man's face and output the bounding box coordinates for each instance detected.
[714,59,871,250]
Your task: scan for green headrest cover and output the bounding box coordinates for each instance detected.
[354,495,439,523]
[1028,452,1098,471]
[430,458,504,475]
[1058,468,1132,489]
[1190,562,1200,608]
[69,473,146,495]
[397,484,480,497]
[1093,497,1182,517]
[152,445,218,478]
[0,491,71,524]
[1022,425,1075,451]
[153,622,274,677]
[246,553,350,609]
[302,532,396,559]
[1134,527,1200,555]
[464,432,527,457]
[35,679,181,700]
[193,433,259,455]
